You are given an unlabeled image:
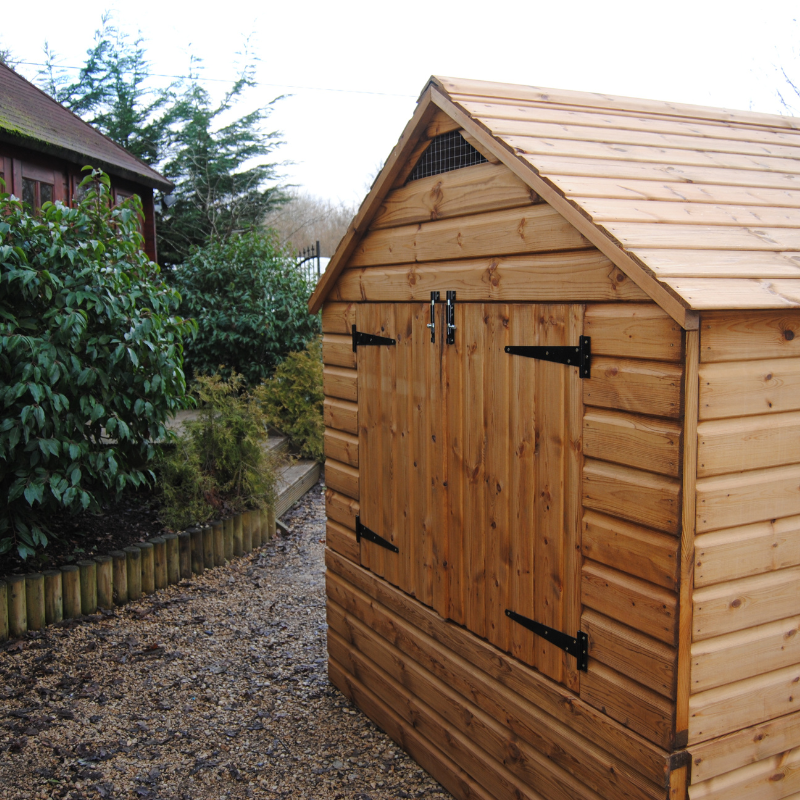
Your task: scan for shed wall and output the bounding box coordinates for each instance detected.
[686,310,800,798]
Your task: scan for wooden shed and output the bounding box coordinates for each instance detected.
[309,76,800,800]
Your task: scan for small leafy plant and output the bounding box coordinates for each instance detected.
[0,169,195,558]
[158,372,276,531]
[257,337,324,461]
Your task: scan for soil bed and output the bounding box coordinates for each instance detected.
[0,478,453,800]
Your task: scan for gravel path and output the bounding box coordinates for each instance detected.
[0,480,453,800]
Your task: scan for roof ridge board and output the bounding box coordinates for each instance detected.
[434,75,800,131]
[505,135,800,178]
[482,119,800,161]
[0,63,170,188]
[450,94,800,138]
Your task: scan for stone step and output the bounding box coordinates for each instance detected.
[275,460,322,519]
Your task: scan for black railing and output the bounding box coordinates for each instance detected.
[297,240,321,284]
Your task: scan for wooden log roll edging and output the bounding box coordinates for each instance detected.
[0,504,285,640]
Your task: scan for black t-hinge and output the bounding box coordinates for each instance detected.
[352,324,397,352]
[505,335,591,378]
[355,516,399,553]
[505,609,588,671]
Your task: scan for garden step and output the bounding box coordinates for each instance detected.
[275,460,321,519]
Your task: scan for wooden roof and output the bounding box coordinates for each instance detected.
[0,63,171,191]
[310,76,800,328]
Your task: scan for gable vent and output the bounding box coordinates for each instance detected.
[407,129,488,183]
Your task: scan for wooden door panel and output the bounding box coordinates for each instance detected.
[356,303,448,616]
[445,303,582,686]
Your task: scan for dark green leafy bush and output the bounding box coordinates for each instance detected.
[0,170,195,558]
[171,231,320,386]
[257,338,324,461]
[158,372,276,531]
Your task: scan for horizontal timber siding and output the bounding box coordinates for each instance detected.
[580,303,684,750]
[323,304,360,565]
[687,311,800,784]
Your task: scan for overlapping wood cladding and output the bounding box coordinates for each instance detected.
[327,549,675,800]
[579,303,684,750]
[688,310,800,771]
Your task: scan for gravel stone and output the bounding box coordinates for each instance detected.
[0,479,454,799]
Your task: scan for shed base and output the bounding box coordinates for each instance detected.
[326,548,687,800]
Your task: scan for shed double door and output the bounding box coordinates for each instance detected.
[356,302,583,689]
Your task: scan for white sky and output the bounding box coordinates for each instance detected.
[4,0,800,207]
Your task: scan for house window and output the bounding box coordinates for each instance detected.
[20,162,58,211]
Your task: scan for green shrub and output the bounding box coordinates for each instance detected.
[0,169,194,559]
[171,230,320,385]
[257,337,324,460]
[158,372,276,530]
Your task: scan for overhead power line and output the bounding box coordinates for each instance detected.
[14,61,416,98]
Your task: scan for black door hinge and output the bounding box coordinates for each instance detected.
[352,324,396,352]
[445,290,456,345]
[505,335,591,378]
[356,516,399,553]
[505,609,588,671]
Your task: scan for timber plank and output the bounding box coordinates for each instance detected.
[696,464,800,532]
[583,459,681,535]
[694,514,800,588]
[325,488,359,530]
[582,510,679,590]
[692,566,800,640]
[328,658,497,800]
[689,709,800,784]
[581,659,675,749]
[585,357,684,419]
[330,252,647,303]
[660,278,800,311]
[582,609,677,698]
[324,428,359,467]
[322,302,357,334]
[324,397,358,435]
[424,108,462,139]
[325,457,359,500]
[630,249,800,279]
[371,161,538,230]
[701,311,800,362]
[585,303,683,362]
[329,633,545,800]
[698,411,800,477]
[327,573,663,800]
[698,358,800,420]
[322,334,356,368]
[688,745,800,800]
[326,519,359,563]
[347,205,589,268]
[323,366,358,402]
[581,197,800,228]
[691,615,800,693]
[583,409,682,478]
[328,612,599,800]
[689,663,800,744]
[326,548,670,787]
[581,560,678,645]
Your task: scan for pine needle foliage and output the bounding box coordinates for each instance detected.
[257,338,324,461]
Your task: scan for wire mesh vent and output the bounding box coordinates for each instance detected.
[406,130,488,183]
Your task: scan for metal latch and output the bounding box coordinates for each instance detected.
[426,291,440,343]
[505,609,588,671]
[505,335,591,378]
[446,290,456,345]
[355,516,399,553]
[352,325,396,352]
